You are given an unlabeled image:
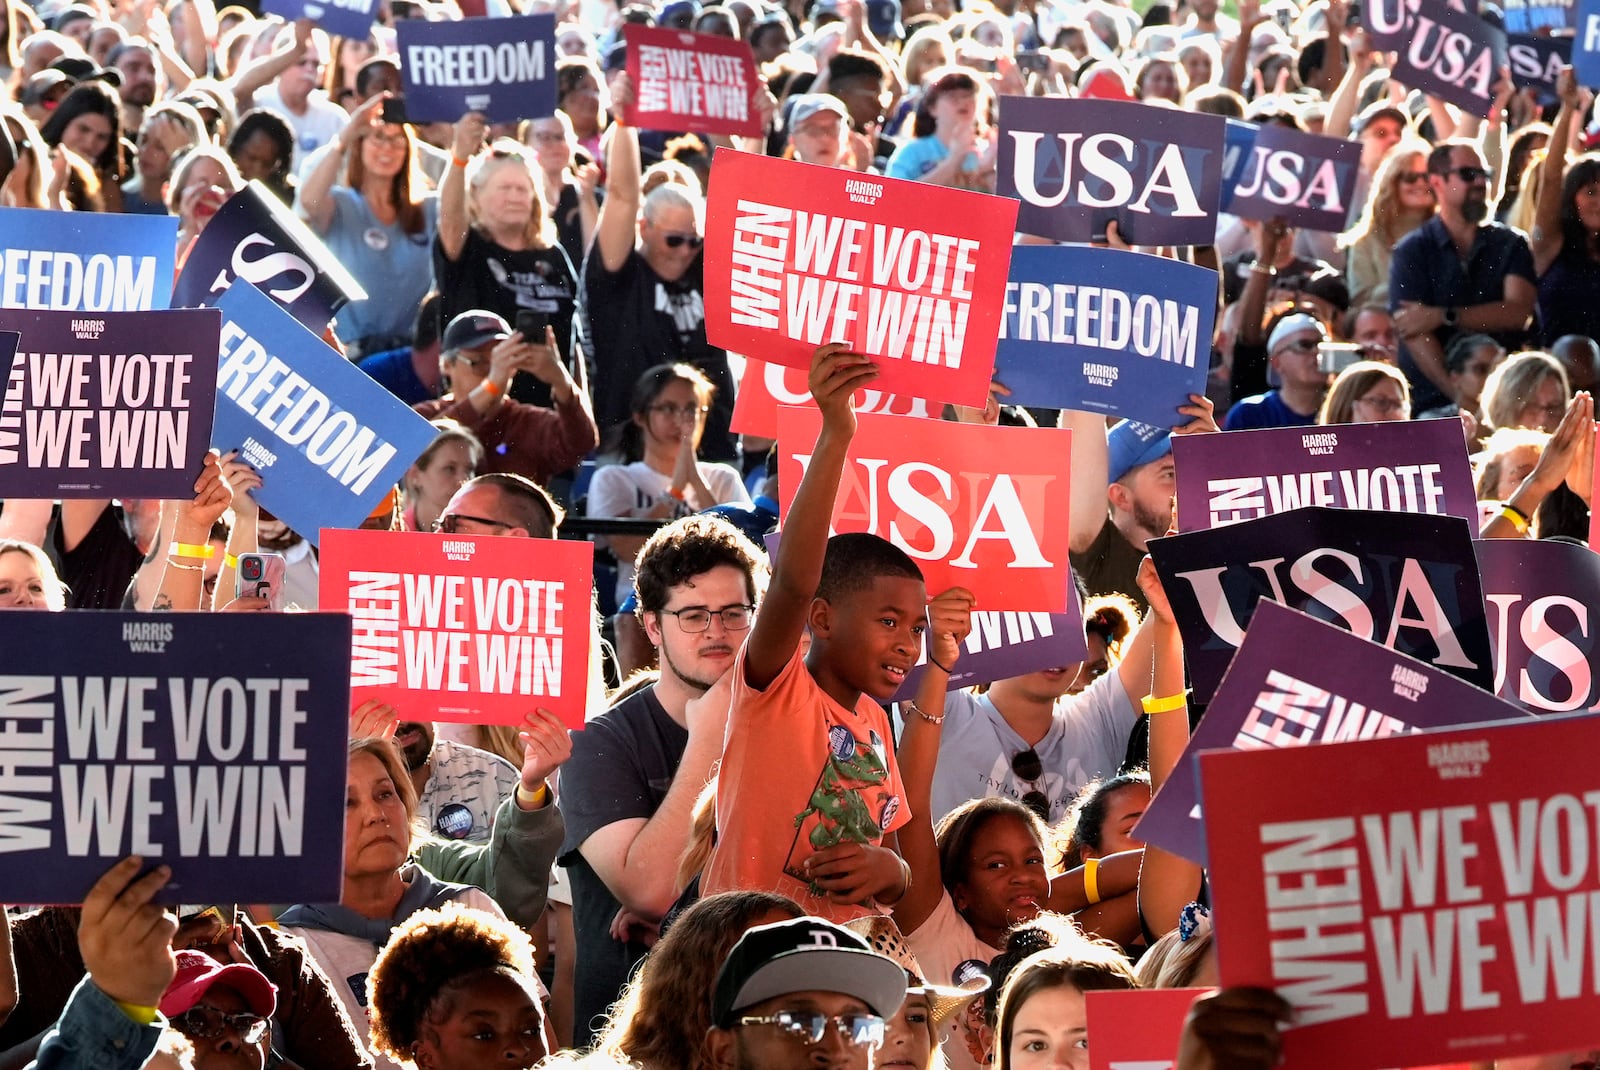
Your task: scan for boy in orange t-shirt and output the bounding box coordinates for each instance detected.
[703,344,970,924]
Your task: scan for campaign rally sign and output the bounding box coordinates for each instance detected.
[996,97,1226,246]
[995,245,1214,426]
[1478,537,1600,715]
[0,207,175,312]
[1147,507,1494,702]
[1136,601,1530,866]
[397,15,557,124]
[260,0,377,38]
[776,408,1072,611]
[892,602,1088,701]
[172,182,365,334]
[1504,0,1574,32]
[211,282,436,542]
[728,358,937,439]
[704,152,1018,407]
[1223,121,1362,232]
[0,611,350,905]
[1581,0,1600,87]
[1391,0,1508,116]
[1219,119,1260,211]
[1509,33,1572,97]
[1171,419,1477,532]
[1085,988,1206,1070]
[319,529,594,728]
[0,309,220,498]
[623,24,761,137]
[1202,707,1600,1066]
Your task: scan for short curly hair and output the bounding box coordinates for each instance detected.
[367,903,540,1060]
[633,514,768,617]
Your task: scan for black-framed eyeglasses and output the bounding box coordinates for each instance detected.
[173,1007,270,1045]
[663,232,704,249]
[1438,165,1492,184]
[660,604,754,632]
[648,403,709,419]
[735,1011,885,1049]
[433,513,514,534]
[1012,749,1050,821]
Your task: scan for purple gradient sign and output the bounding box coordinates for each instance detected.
[0,611,351,905]
[1479,538,1600,715]
[0,308,219,498]
[1136,600,1529,865]
[1171,419,1477,532]
[996,97,1225,246]
[1222,122,1361,232]
[1392,0,1508,116]
[1147,506,1494,702]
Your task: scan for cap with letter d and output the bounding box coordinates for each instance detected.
[712,917,908,1027]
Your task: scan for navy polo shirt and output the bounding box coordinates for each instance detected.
[1388,216,1535,411]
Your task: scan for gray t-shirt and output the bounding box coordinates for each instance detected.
[927,669,1136,825]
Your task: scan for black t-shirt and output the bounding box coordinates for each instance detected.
[1068,516,1148,615]
[433,228,580,408]
[50,504,144,610]
[579,246,737,462]
[557,684,689,1046]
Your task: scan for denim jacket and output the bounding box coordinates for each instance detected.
[27,977,161,1070]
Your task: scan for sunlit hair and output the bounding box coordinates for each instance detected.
[466,140,555,248]
[1473,426,1549,501]
[348,737,419,843]
[1482,351,1570,433]
[1055,771,1151,870]
[166,145,242,215]
[1341,138,1433,250]
[992,928,1137,1070]
[1136,923,1214,989]
[0,539,67,610]
[1317,360,1411,425]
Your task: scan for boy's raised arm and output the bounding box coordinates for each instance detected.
[743,344,878,690]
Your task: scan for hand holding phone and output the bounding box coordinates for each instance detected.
[235,553,287,612]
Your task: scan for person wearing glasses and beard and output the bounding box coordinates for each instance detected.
[580,71,739,462]
[557,515,769,1047]
[412,310,598,489]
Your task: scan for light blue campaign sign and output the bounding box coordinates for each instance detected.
[261,0,378,42]
[1219,119,1259,211]
[397,15,558,124]
[211,283,436,544]
[1577,0,1600,86]
[995,245,1215,426]
[0,208,175,311]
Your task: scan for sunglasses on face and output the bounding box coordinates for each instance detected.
[735,1011,885,1049]
[1438,165,1492,184]
[433,512,513,534]
[174,1007,270,1045]
[662,231,703,249]
[1398,172,1431,185]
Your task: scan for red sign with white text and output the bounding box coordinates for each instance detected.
[319,529,593,728]
[730,357,938,438]
[1086,988,1205,1070]
[704,152,1018,408]
[623,24,762,137]
[776,407,1071,611]
[1202,714,1600,1068]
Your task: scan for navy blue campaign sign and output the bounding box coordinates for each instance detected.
[1224,121,1361,232]
[172,181,365,335]
[1218,119,1260,211]
[0,208,175,312]
[994,245,1213,426]
[1392,0,1509,116]
[0,309,220,498]
[0,611,351,905]
[212,282,436,543]
[996,96,1225,246]
[1504,0,1574,34]
[1509,33,1572,98]
[261,0,378,41]
[397,15,558,124]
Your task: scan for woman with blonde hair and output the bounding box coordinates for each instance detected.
[0,538,68,610]
[1317,360,1412,425]
[1340,138,1435,306]
[437,113,580,408]
[1481,351,1571,433]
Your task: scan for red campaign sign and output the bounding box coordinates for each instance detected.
[703,151,1019,408]
[622,24,762,138]
[319,529,593,728]
[1085,988,1204,1070]
[730,357,938,438]
[1202,713,1600,1068]
[776,407,1071,611]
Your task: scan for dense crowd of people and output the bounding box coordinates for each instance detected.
[3,0,1600,1064]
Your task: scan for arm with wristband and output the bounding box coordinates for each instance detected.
[149,453,232,612]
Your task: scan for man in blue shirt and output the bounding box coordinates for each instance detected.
[1223,313,1331,430]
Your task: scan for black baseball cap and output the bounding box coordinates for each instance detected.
[712,918,907,1027]
[442,310,511,352]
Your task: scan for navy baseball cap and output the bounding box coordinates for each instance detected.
[442,310,511,352]
[867,0,903,39]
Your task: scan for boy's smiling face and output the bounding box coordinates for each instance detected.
[812,575,929,702]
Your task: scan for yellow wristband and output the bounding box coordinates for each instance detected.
[1142,691,1189,715]
[1499,505,1530,535]
[1083,857,1101,906]
[169,541,215,560]
[517,783,549,809]
[225,553,238,570]
[114,1001,159,1025]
